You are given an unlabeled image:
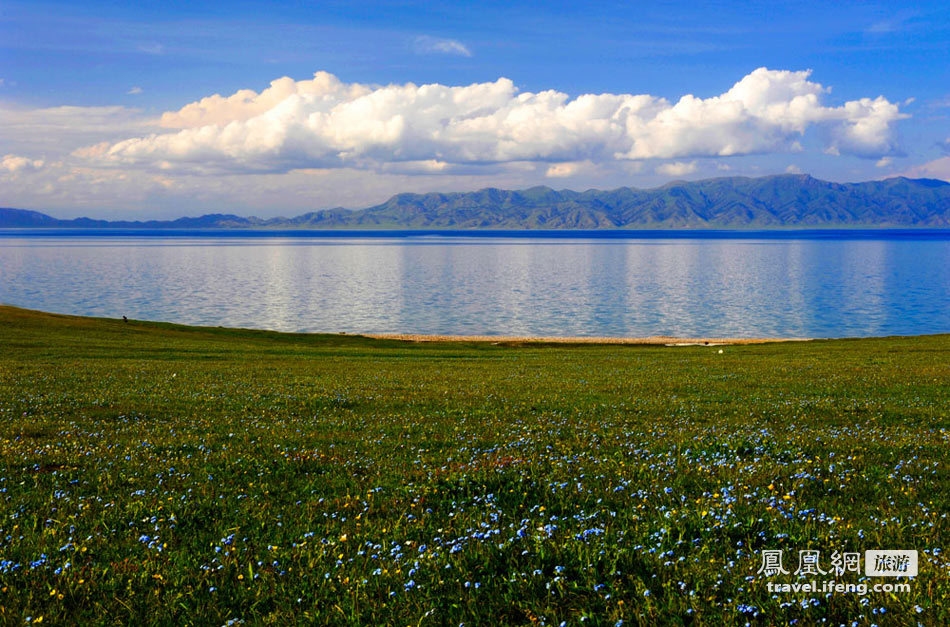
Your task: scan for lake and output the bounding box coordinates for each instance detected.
[2,230,949,338]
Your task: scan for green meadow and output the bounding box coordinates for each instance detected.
[0,305,947,625]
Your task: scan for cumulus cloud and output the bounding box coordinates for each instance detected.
[155,72,372,129]
[785,164,803,174]
[127,86,144,95]
[79,68,907,175]
[1,154,45,173]
[545,161,589,178]
[412,36,472,57]
[656,161,697,176]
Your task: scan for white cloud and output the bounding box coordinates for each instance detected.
[785,164,803,174]
[81,68,906,176]
[545,161,589,178]
[1,154,44,173]
[656,161,698,177]
[0,104,152,155]
[828,96,906,157]
[901,156,950,181]
[156,72,372,129]
[127,86,144,95]
[412,36,472,57]
[875,156,893,168]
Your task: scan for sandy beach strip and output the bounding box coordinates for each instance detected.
[364,333,810,346]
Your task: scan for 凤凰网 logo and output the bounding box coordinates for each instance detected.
[757,549,864,577]
[756,549,917,596]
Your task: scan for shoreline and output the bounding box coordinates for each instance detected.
[13,305,948,344]
[364,333,811,345]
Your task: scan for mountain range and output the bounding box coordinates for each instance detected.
[3,174,950,229]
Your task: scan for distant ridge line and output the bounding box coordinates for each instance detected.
[3,174,950,229]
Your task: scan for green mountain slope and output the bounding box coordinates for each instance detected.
[3,174,950,229]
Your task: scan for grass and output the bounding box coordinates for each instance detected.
[0,305,947,625]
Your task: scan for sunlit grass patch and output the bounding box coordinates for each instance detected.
[0,306,947,625]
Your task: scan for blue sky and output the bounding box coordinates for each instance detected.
[2,0,950,218]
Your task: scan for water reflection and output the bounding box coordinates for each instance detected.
[1,235,949,337]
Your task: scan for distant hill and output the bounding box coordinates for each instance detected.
[4,174,950,229]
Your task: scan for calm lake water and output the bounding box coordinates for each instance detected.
[2,230,949,338]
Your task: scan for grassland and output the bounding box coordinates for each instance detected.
[0,305,947,625]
